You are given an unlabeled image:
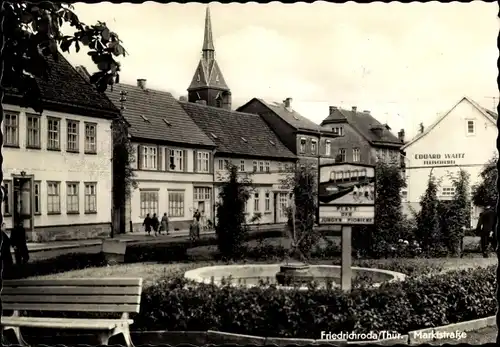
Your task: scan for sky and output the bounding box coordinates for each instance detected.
[65,1,499,140]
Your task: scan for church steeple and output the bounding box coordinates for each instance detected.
[188,6,231,109]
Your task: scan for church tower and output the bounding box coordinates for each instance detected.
[187,6,231,109]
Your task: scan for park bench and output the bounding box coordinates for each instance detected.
[1,278,143,346]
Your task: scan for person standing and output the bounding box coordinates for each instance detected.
[1,223,13,275]
[193,209,201,238]
[152,213,160,237]
[476,205,497,258]
[143,213,152,236]
[11,222,29,265]
[161,213,169,235]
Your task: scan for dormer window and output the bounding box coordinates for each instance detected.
[215,74,219,82]
[332,127,344,136]
[197,73,201,82]
[299,137,306,154]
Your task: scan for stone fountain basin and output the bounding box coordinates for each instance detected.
[184,264,406,289]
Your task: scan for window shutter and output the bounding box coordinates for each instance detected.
[165,147,171,171]
[137,145,143,169]
[209,152,213,173]
[193,150,198,173]
[157,146,162,171]
[183,150,188,172]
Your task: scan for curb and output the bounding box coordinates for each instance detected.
[407,315,496,345]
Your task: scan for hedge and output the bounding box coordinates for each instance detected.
[134,265,496,338]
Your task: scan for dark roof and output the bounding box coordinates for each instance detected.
[321,107,402,146]
[239,98,323,132]
[105,84,215,147]
[180,102,296,160]
[4,52,119,118]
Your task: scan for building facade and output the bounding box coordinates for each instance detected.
[2,54,120,241]
[319,106,404,165]
[401,97,498,227]
[237,98,338,167]
[105,81,217,232]
[180,101,297,224]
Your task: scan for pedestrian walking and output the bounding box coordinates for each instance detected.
[161,213,169,235]
[152,213,160,237]
[1,223,13,276]
[11,222,29,265]
[476,205,497,258]
[143,213,152,236]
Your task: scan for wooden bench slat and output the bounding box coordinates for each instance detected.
[1,316,133,330]
[2,295,141,305]
[3,303,141,313]
[4,278,143,287]
[2,286,142,296]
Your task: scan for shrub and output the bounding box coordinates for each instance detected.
[416,173,444,254]
[134,265,496,338]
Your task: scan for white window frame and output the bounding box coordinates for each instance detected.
[253,161,258,172]
[47,118,60,150]
[339,148,346,162]
[353,148,360,162]
[197,151,210,173]
[47,181,61,214]
[325,140,331,156]
[441,186,456,197]
[168,190,185,217]
[194,187,211,201]
[254,192,260,212]
[84,182,97,213]
[265,161,270,173]
[466,119,475,135]
[240,160,245,172]
[3,181,11,216]
[66,182,79,213]
[311,139,317,155]
[34,181,41,214]
[26,114,41,148]
[67,120,79,152]
[140,190,158,217]
[142,146,158,170]
[259,161,264,172]
[4,111,19,147]
[168,149,184,172]
[84,122,97,153]
[333,127,344,136]
[218,159,225,171]
[299,137,306,153]
[265,192,271,212]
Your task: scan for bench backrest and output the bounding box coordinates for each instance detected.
[3,278,143,314]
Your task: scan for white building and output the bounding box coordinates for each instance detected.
[2,54,119,241]
[401,96,498,226]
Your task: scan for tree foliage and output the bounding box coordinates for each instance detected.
[445,170,471,256]
[280,163,319,261]
[471,156,497,208]
[215,164,252,259]
[416,173,442,252]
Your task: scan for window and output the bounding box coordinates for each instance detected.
[66,182,79,213]
[67,120,79,152]
[47,181,61,214]
[197,151,210,173]
[401,190,408,202]
[332,127,344,136]
[259,161,264,172]
[168,191,184,217]
[84,183,97,213]
[265,192,271,212]
[218,159,225,170]
[299,138,306,153]
[265,161,270,173]
[277,162,283,172]
[325,140,331,156]
[168,149,185,172]
[441,186,455,197]
[252,161,257,172]
[84,123,97,153]
[197,73,201,82]
[240,160,245,172]
[47,118,60,150]
[338,148,346,162]
[194,187,211,200]
[254,192,260,212]
[26,114,41,148]
[142,146,158,170]
[4,112,19,146]
[140,190,158,217]
[311,139,317,155]
[353,148,360,162]
[466,120,475,135]
[2,181,11,216]
[34,181,41,214]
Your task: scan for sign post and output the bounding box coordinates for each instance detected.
[317,163,376,292]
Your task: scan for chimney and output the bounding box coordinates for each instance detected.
[363,110,370,115]
[179,96,188,102]
[352,106,357,113]
[195,100,207,105]
[222,91,232,111]
[284,97,293,112]
[137,79,147,89]
[329,106,338,115]
[398,129,405,143]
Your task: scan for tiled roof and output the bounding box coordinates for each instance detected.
[4,52,119,118]
[247,98,323,132]
[180,102,296,160]
[105,84,215,147]
[322,107,402,146]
